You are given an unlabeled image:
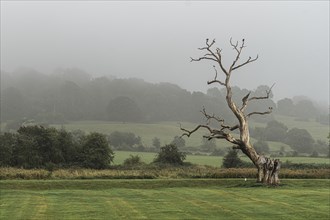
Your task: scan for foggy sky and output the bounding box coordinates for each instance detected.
[1,1,329,103]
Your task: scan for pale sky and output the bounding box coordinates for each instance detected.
[1,1,329,103]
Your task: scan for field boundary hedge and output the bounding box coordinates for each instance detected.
[1,166,329,180]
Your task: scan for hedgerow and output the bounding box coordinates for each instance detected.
[0,166,328,180]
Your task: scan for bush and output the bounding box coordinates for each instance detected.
[81,133,114,169]
[310,151,319,158]
[222,149,244,168]
[153,144,186,165]
[108,131,142,150]
[123,155,145,167]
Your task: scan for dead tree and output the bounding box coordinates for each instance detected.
[181,38,280,185]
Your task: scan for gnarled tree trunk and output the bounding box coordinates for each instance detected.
[181,38,280,185]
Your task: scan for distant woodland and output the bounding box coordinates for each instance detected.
[1,67,328,128]
[1,67,329,164]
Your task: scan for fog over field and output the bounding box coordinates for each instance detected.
[1,1,329,103]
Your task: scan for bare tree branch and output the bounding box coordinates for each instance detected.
[200,107,239,132]
[232,55,259,71]
[248,83,275,101]
[179,121,241,145]
[229,38,244,72]
[180,124,212,138]
[207,66,226,86]
[228,38,259,72]
[215,48,228,75]
[230,37,240,53]
[190,56,217,62]
[247,107,273,118]
[221,124,240,131]
[240,83,275,112]
[240,91,251,112]
[191,39,228,75]
[200,106,223,125]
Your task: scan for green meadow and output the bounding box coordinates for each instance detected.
[113,151,330,166]
[52,121,207,148]
[51,117,328,151]
[1,179,329,220]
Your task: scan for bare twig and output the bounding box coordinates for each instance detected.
[229,38,244,71]
[228,38,259,72]
[207,66,226,86]
[191,39,228,75]
[200,106,223,125]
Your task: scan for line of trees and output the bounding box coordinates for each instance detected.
[0,126,114,169]
[0,126,191,169]
[251,120,329,156]
[276,97,329,124]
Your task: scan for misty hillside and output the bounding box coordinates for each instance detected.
[1,68,328,128]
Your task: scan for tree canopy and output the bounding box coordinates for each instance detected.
[0,126,114,169]
[153,144,186,165]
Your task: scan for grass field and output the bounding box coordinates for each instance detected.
[272,115,329,141]
[51,121,210,148]
[50,117,328,153]
[0,179,329,219]
[113,151,223,166]
[113,151,330,166]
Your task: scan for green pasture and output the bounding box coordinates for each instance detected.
[1,179,329,220]
[253,115,329,141]
[113,151,330,166]
[51,118,328,153]
[52,121,207,148]
[114,151,222,166]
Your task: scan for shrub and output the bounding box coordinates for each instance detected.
[222,149,244,168]
[123,155,145,167]
[108,131,142,150]
[153,144,186,165]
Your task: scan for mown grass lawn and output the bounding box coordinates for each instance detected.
[1,179,329,219]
